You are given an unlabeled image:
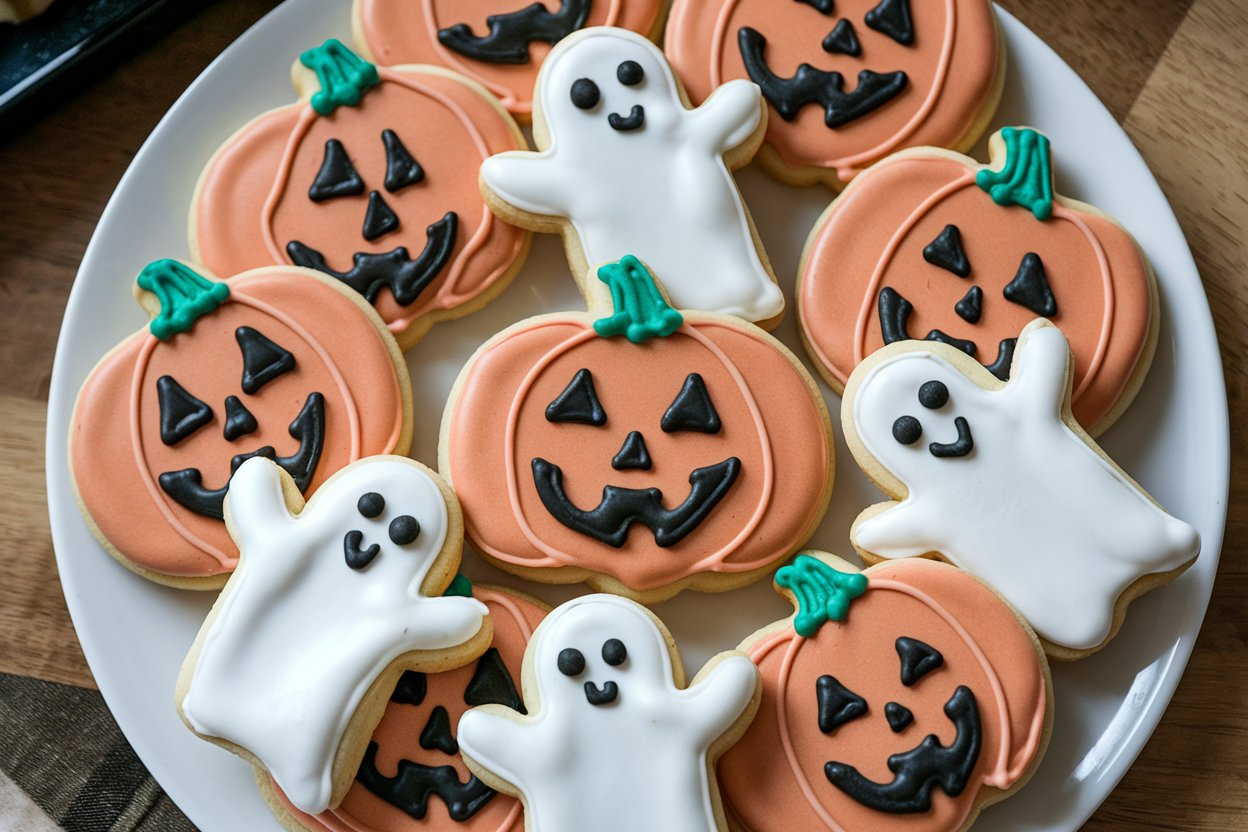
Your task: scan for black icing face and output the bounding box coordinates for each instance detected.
[343,490,423,570]
[738,0,918,128]
[557,637,630,706]
[568,57,649,132]
[530,368,741,548]
[156,327,325,521]
[818,636,983,814]
[888,378,974,459]
[285,133,459,309]
[357,652,527,822]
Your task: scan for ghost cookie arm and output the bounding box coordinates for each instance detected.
[687,79,764,154]
[853,500,940,559]
[458,705,544,789]
[222,457,295,551]
[1012,322,1075,411]
[398,595,489,652]
[480,151,571,219]
[676,654,758,738]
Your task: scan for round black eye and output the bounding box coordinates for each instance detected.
[570,78,600,110]
[558,648,585,676]
[617,60,644,86]
[892,416,922,445]
[358,492,385,518]
[602,638,627,666]
[388,515,420,545]
[918,380,949,410]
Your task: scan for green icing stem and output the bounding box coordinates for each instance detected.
[299,39,380,116]
[774,555,869,638]
[593,255,683,343]
[443,574,474,598]
[135,260,230,341]
[975,127,1054,222]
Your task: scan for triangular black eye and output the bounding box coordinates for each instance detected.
[156,376,213,446]
[1003,252,1057,316]
[362,190,400,241]
[885,701,914,732]
[822,19,861,56]
[817,675,868,733]
[954,286,982,323]
[865,0,914,45]
[391,670,428,705]
[308,139,365,202]
[236,326,296,395]
[222,395,258,441]
[382,129,425,193]
[923,224,970,277]
[419,705,459,754]
[661,373,721,434]
[546,368,607,425]
[896,637,944,686]
[465,648,527,714]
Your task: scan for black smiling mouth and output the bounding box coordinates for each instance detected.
[531,456,740,548]
[928,416,974,458]
[584,680,619,706]
[286,211,458,307]
[607,104,645,132]
[824,685,982,814]
[158,392,325,520]
[357,740,497,822]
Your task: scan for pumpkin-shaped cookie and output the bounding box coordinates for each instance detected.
[719,553,1051,832]
[352,0,668,120]
[441,256,833,603]
[69,260,412,587]
[191,39,530,350]
[798,127,1157,434]
[265,583,546,832]
[666,0,1003,186]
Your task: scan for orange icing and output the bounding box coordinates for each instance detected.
[274,587,544,832]
[719,558,1048,831]
[353,0,667,117]
[445,313,831,593]
[70,269,408,578]
[798,152,1152,430]
[665,0,999,182]
[193,67,526,343]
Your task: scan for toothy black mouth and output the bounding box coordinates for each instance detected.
[436,0,592,65]
[929,416,974,459]
[824,685,982,814]
[286,211,458,307]
[357,740,497,822]
[608,105,645,132]
[878,287,1017,381]
[584,680,619,706]
[530,456,741,548]
[158,392,325,520]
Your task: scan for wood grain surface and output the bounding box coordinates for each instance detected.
[0,0,1243,828]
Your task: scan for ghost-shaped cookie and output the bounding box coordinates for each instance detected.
[479,26,784,324]
[843,319,1200,657]
[177,455,490,814]
[457,593,759,832]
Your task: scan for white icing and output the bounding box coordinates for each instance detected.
[180,456,487,814]
[851,322,1200,650]
[458,594,757,832]
[480,27,784,322]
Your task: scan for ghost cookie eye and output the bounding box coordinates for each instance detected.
[570,78,600,110]
[602,638,627,666]
[918,380,949,410]
[388,515,421,545]
[892,415,922,445]
[557,647,586,676]
[617,60,644,86]
[358,492,385,518]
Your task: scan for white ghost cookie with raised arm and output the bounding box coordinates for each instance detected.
[176,455,491,815]
[842,319,1200,659]
[479,26,784,325]
[457,594,759,832]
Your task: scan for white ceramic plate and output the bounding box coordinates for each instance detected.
[45,1,1228,829]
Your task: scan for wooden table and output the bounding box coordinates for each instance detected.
[0,0,1243,828]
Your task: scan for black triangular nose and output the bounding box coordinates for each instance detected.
[362,190,400,241]
[611,430,652,471]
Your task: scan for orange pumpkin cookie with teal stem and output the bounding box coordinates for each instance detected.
[798,126,1158,434]
[719,552,1052,832]
[439,256,834,604]
[68,259,412,589]
[190,39,531,351]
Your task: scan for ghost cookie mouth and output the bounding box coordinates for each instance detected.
[929,416,974,458]
[583,680,619,706]
[608,104,646,132]
[824,685,982,814]
[530,456,740,547]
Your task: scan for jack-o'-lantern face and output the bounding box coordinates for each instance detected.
[444,257,833,598]
[719,555,1050,831]
[665,0,1001,184]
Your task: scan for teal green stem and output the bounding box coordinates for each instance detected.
[135,260,230,341]
[774,555,869,638]
[975,127,1054,221]
[299,39,380,116]
[593,256,683,343]
[442,574,474,598]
